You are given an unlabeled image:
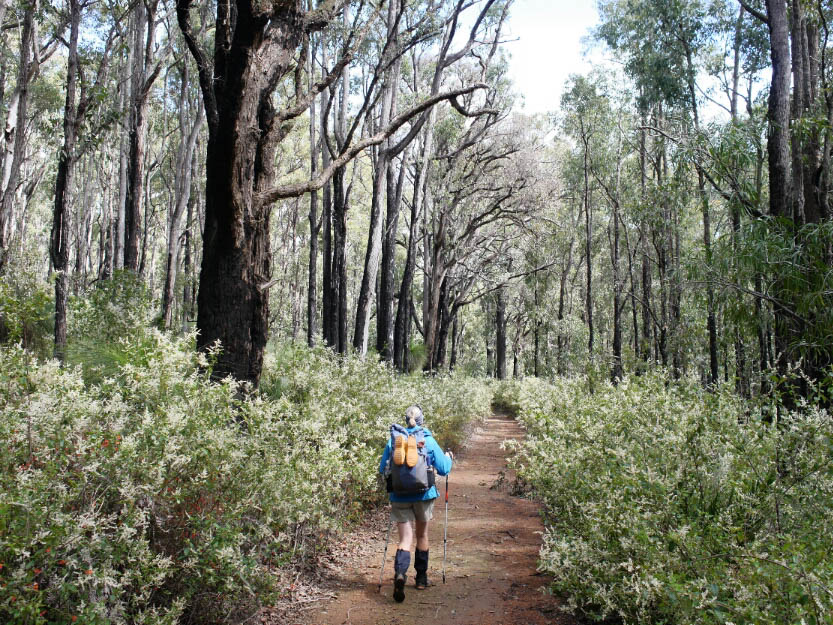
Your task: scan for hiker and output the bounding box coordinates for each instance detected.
[379,405,453,603]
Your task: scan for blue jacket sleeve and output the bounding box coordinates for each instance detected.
[379,440,392,475]
[427,435,452,476]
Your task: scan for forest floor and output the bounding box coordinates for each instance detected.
[264,412,582,625]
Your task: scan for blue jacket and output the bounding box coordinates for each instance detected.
[379,426,452,502]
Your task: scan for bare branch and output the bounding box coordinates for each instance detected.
[258,83,488,204]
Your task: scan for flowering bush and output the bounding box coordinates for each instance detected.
[501,373,833,624]
[0,335,489,624]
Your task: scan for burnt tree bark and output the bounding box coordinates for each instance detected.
[51,0,82,362]
[177,0,494,383]
[495,286,507,379]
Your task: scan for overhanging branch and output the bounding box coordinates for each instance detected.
[257,83,487,204]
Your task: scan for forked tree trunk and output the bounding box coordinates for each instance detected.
[177,1,306,383]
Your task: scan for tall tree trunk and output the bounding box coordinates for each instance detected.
[394,159,422,371]
[533,276,541,377]
[639,113,653,366]
[321,87,335,347]
[683,41,719,387]
[495,287,507,380]
[582,132,593,357]
[124,0,152,271]
[115,60,129,273]
[162,65,203,329]
[178,1,306,383]
[0,1,36,270]
[51,0,82,362]
[395,107,436,370]
[764,0,792,379]
[332,165,349,354]
[307,33,320,348]
[557,236,574,376]
[182,152,197,332]
[355,0,399,356]
[611,196,623,383]
[378,153,406,359]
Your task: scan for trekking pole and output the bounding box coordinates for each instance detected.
[442,453,450,584]
[378,512,393,593]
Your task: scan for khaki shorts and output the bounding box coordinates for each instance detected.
[390,498,436,523]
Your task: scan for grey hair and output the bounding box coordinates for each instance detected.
[405,405,423,428]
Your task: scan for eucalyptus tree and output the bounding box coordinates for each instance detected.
[123,0,168,272]
[0,0,62,271]
[161,60,204,329]
[51,0,121,361]
[597,0,733,383]
[352,0,510,358]
[419,110,541,372]
[175,0,497,384]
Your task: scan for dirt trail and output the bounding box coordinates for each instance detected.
[291,413,579,625]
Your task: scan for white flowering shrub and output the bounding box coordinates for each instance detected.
[1,336,489,624]
[501,374,833,624]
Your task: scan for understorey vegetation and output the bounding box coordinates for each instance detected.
[0,290,490,624]
[497,375,833,625]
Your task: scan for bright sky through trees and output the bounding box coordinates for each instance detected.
[505,0,601,114]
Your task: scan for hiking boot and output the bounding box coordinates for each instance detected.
[405,435,418,468]
[415,572,431,589]
[393,435,406,466]
[393,572,406,602]
[414,549,430,589]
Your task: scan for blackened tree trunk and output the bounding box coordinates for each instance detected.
[378,154,406,359]
[307,36,320,348]
[449,310,459,371]
[682,41,719,387]
[182,159,197,332]
[582,130,594,357]
[51,0,82,362]
[395,105,436,370]
[332,165,349,353]
[321,86,335,347]
[557,236,574,376]
[495,287,507,379]
[611,193,623,383]
[178,0,491,382]
[533,276,541,377]
[177,1,304,382]
[393,159,422,370]
[433,277,451,370]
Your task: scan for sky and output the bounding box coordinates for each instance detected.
[504,0,604,114]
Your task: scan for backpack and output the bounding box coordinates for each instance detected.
[386,423,436,495]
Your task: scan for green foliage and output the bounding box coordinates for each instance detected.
[0,335,490,624]
[0,272,54,359]
[500,374,833,624]
[64,271,157,383]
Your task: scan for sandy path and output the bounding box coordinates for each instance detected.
[290,413,579,625]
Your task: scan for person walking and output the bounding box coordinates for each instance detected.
[379,405,453,603]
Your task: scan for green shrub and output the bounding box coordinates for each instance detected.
[0,337,490,624]
[0,274,53,358]
[506,373,833,624]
